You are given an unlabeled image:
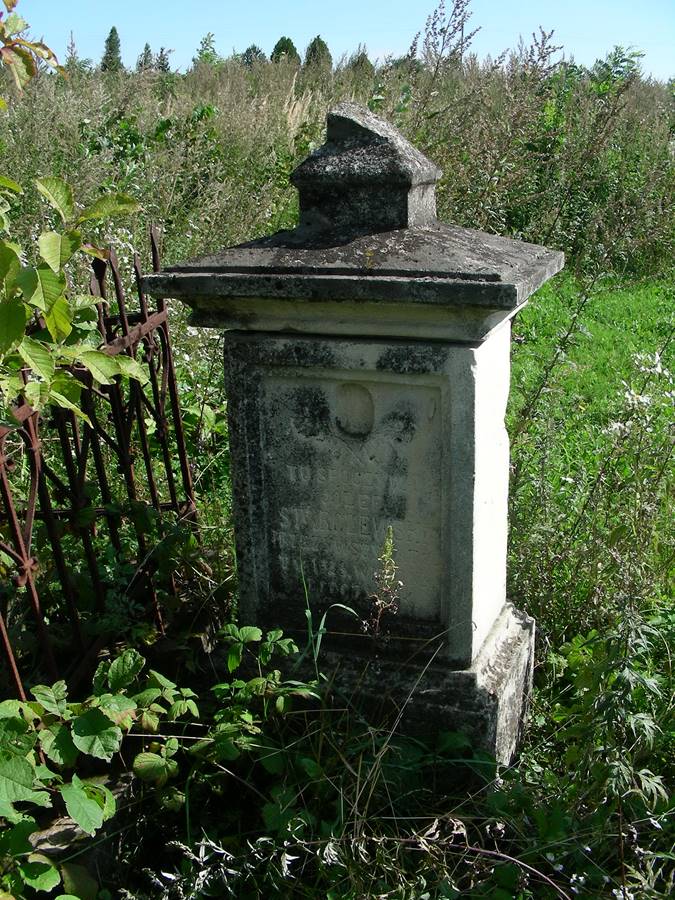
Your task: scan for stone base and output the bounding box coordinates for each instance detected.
[318,603,535,766]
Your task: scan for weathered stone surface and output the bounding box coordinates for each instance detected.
[320,603,535,766]
[143,103,563,344]
[224,327,511,668]
[292,101,442,230]
[145,222,563,343]
[144,102,563,762]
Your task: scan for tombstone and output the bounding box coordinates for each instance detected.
[145,103,564,763]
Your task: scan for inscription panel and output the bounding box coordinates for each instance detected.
[261,370,443,619]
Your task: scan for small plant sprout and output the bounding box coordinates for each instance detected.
[364,525,402,638]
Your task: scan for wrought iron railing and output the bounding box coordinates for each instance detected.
[0,229,196,699]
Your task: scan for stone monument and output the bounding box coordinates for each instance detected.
[145,103,564,763]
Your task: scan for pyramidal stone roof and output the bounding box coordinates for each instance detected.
[143,102,564,342]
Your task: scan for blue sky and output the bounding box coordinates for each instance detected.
[16,0,675,80]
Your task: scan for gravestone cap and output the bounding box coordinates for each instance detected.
[143,103,564,342]
[291,101,442,230]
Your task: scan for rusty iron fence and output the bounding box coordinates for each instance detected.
[0,229,196,700]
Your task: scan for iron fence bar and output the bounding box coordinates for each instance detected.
[0,610,26,700]
[52,407,107,613]
[36,469,85,651]
[149,231,197,523]
[0,417,59,683]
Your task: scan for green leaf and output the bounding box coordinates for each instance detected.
[38,723,78,768]
[60,862,100,900]
[0,756,50,807]
[0,299,25,352]
[45,295,72,342]
[0,699,24,719]
[17,336,55,382]
[139,709,160,733]
[115,353,149,384]
[1,45,36,90]
[0,175,22,194]
[38,229,82,273]
[0,240,21,289]
[18,854,61,892]
[239,626,263,643]
[70,709,122,761]
[147,670,177,691]
[132,688,162,708]
[16,264,66,312]
[77,193,140,224]
[60,775,104,836]
[95,694,136,729]
[35,177,75,224]
[133,751,178,787]
[4,13,28,36]
[0,716,36,757]
[48,391,90,423]
[0,818,37,856]
[108,648,145,692]
[76,349,121,385]
[227,642,243,673]
[30,680,69,717]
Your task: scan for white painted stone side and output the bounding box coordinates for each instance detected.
[443,324,511,663]
[470,324,511,658]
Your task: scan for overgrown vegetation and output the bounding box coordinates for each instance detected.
[0,0,673,897]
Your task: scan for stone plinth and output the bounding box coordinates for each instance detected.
[144,102,564,763]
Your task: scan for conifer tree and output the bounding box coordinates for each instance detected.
[271,36,300,65]
[192,33,221,67]
[101,26,123,72]
[156,47,172,72]
[346,45,374,80]
[242,45,267,68]
[136,42,153,72]
[304,35,332,71]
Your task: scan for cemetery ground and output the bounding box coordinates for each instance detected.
[0,2,673,897]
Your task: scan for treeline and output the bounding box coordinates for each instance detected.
[70,26,345,75]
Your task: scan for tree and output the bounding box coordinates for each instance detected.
[193,32,221,67]
[304,35,332,71]
[271,36,300,65]
[64,31,92,74]
[101,26,122,72]
[156,47,172,73]
[136,42,153,72]
[242,44,267,68]
[345,45,374,80]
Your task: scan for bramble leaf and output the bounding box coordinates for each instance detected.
[30,680,69,717]
[19,853,61,892]
[108,648,145,692]
[71,709,122,761]
[60,775,104,835]
[0,756,50,807]
[133,751,178,787]
[38,723,78,768]
[0,716,36,756]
